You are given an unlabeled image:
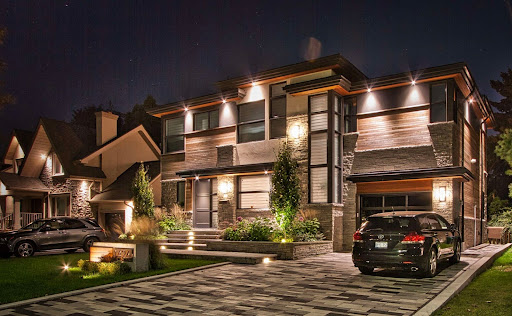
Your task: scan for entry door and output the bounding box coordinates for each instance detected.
[194,179,213,228]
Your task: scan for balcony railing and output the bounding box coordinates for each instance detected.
[21,212,43,227]
[0,214,13,231]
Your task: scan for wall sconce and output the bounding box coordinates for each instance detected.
[471,158,477,164]
[218,179,233,201]
[439,186,446,202]
[289,123,305,140]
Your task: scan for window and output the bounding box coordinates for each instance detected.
[51,194,70,217]
[238,100,265,143]
[309,94,328,203]
[52,153,63,175]
[238,174,270,209]
[334,96,342,203]
[165,117,184,153]
[194,109,219,131]
[430,83,447,122]
[176,181,185,207]
[63,219,87,229]
[344,97,357,133]
[270,82,287,138]
[359,192,432,222]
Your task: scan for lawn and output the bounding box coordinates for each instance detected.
[0,253,220,304]
[434,248,512,316]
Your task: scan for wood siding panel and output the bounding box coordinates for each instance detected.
[356,108,431,151]
[463,122,481,220]
[357,179,433,194]
[185,129,236,170]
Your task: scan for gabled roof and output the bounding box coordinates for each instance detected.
[80,125,160,163]
[90,161,160,202]
[20,118,105,179]
[0,172,49,192]
[2,129,33,164]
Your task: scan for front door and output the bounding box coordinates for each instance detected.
[194,179,213,228]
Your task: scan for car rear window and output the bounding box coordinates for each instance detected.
[361,217,419,232]
[84,219,101,227]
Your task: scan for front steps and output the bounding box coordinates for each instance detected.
[157,230,277,264]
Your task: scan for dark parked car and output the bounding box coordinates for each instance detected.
[352,211,461,277]
[0,217,106,258]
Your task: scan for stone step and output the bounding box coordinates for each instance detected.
[165,234,221,240]
[157,242,208,250]
[167,230,222,236]
[164,238,221,244]
[162,249,277,264]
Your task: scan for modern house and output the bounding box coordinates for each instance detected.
[148,54,494,251]
[0,111,161,235]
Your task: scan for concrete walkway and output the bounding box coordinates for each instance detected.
[0,244,509,316]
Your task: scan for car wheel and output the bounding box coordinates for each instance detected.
[358,266,374,275]
[450,241,461,264]
[14,241,35,257]
[423,247,438,278]
[83,237,98,252]
[65,249,78,253]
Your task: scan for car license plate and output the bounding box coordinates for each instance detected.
[375,241,388,249]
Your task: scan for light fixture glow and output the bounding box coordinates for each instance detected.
[160,246,166,250]
[469,98,474,104]
[367,88,372,93]
[189,236,195,240]
[263,257,270,264]
[41,154,47,160]
[184,107,189,112]
[439,186,446,202]
[411,80,416,86]
[187,247,193,251]
[252,82,256,87]
[289,123,305,139]
[188,232,194,236]
[195,175,199,180]
[222,99,227,104]
[63,265,69,270]
[188,241,194,245]
[264,170,268,175]
[471,158,477,164]
[281,239,286,243]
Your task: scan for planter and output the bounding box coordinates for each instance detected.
[90,242,149,272]
[205,240,333,260]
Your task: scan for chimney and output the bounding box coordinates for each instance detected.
[95,111,119,146]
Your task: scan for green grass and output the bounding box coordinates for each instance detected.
[0,253,220,304]
[433,248,512,316]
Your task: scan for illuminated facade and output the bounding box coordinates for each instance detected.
[150,55,494,250]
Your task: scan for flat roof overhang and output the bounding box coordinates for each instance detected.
[347,166,475,183]
[176,162,274,179]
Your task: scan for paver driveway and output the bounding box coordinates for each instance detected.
[0,246,497,316]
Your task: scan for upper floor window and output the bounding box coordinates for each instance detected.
[270,82,287,139]
[194,109,219,131]
[238,100,265,143]
[344,97,357,133]
[52,153,64,175]
[309,94,328,203]
[165,117,184,153]
[430,83,447,123]
[14,158,23,174]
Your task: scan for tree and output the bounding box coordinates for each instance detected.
[122,95,161,144]
[0,27,15,110]
[495,129,512,199]
[270,144,301,231]
[131,163,155,218]
[490,68,512,133]
[71,104,104,129]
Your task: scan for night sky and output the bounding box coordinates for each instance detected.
[1,0,511,154]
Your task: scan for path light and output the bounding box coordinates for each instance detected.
[188,241,194,245]
[187,247,193,251]
[188,232,194,236]
[263,257,270,264]
[281,239,286,243]
[160,246,166,250]
[63,264,69,271]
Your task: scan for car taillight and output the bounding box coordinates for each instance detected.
[402,231,425,244]
[353,230,363,243]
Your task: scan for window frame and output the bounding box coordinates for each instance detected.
[164,116,185,154]
[343,96,357,133]
[52,153,64,176]
[176,181,185,207]
[50,193,71,217]
[193,109,219,131]
[430,82,448,123]
[269,82,287,139]
[237,100,266,144]
[358,192,432,224]
[334,94,342,204]
[237,174,271,210]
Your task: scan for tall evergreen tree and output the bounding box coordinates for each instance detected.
[490,68,512,133]
[131,163,155,218]
[122,95,161,144]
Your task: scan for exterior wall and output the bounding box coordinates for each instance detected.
[342,133,358,251]
[185,127,236,170]
[151,175,162,206]
[217,175,236,229]
[40,153,100,218]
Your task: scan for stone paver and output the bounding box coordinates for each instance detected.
[0,244,506,315]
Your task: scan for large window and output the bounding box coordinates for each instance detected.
[238,100,265,143]
[52,153,63,176]
[270,82,287,139]
[360,192,432,222]
[344,97,357,133]
[238,174,270,209]
[177,181,185,207]
[165,117,184,153]
[334,95,342,204]
[430,82,447,123]
[309,94,329,203]
[51,194,70,217]
[194,109,219,131]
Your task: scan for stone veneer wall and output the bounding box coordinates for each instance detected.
[217,175,236,229]
[40,154,100,218]
[428,122,459,167]
[342,133,358,251]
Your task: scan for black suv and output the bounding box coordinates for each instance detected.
[0,217,106,258]
[352,211,461,277]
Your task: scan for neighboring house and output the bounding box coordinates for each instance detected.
[148,54,494,251]
[0,111,161,233]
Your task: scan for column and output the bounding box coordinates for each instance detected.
[14,199,21,229]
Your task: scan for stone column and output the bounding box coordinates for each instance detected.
[14,198,21,229]
[217,175,236,229]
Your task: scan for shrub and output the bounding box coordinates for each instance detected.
[288,218,325,242]
[159,216,191,232]
[223,218,277,241]
[489,209,512,232]
[78,260,132,275]
[131,163,155,218]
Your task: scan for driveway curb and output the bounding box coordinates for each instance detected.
[413,243,512,316]
[0,261,231,310]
